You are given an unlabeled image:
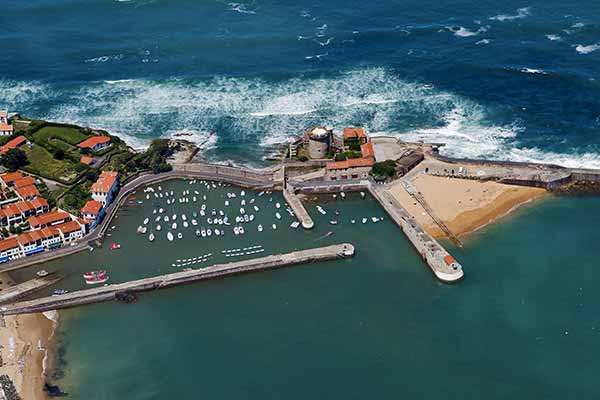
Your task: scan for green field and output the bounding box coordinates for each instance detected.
[32,126,90,145]
[22,145,80,182]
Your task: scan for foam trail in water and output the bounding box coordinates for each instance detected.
[490,7,531,22]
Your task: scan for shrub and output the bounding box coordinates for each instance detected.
[1,148,28,171]
[371,160,396,178]
[298,155,308,162]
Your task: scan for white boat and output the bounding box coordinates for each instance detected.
[224,217,231,225]
[208,218,213,224]
[172,214,177,220]
[240,207,246,214]
[143,217,149,225]
[218,218,223,225]
[275,212,281,220]
[258,224,263,232]
[219,210,224,216]
[191,219,198,226]
[183,221,189,228]
[241,190,245,196]
[249,214,255,222]
[351,219,356,224]
[225,200,230,206]
[243,214,250,223]
[178,232,183,240]
[201,204,206,210]
[207,228,212,236]
[149,233,155,242]
[234,227,240,235]
[172,222,177,230]
[241,199,246,206]
[360,191,366,198]
[215,229,221,236]
[341,192,346,199]
[254,205,259,212]
[193,196,197,202]
[249,198,255,204]
[167,232,174,241]
[164,215,169,222]
[201,228,207,237]
[200,210,206,217]
[290,221,300,229]
[362,218,368,224]
[153,209,157,214]
[156,224,162,231]
[159,208,164,213]
[272,224,277,230]
[182,214,187,221]
[235,216,241,223]
[196,229,201,237]
[155,215,161,222]
[258,191,264,197]
[371,217,379,223]
[275,202,281,209]
[239,226,245,235]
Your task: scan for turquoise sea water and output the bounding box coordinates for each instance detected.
[13,180,600,399]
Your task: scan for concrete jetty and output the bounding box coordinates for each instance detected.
[368,184,464,283]
[0,243,355,315]
[0,275,61,305]
[283,189,314,229]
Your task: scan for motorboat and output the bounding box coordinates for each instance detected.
[239,226,245,235]
[275,202,281,209]
[178,232,183,240]
[36,270,49,277]
[84,272,109,285]
[191,219,198,226]
[290,222,300,229]
[275,212,281,220]
[111,243,121,250]
[183,221,189,228]
[172,222,177,230]
[156,224,162,231]
[207,228,212,236]
[149,233,155,241]
[167,232,174,241]
[234,227,240,235]
[330,220,339,225]
[362,218,368,224]
[272,224,277,230]
[371,217,379,223]
[143,217,149,225]
[258,224,263,232]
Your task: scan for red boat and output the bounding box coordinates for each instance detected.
[110,243,121,250]
[83,270,106,279]
[84,272,109,285]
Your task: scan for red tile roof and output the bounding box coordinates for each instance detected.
[15,185,40,199]
[30,198,49,210]
[56,220,83,234]
[326,157,375,171]
[28,211,71,228]
[13,176,36,188]
[80,156,94,165]
[343,127,366,140]
[0,136,26,155]
[0,237,19,252]
[77,135,110,149]
[0,198,49,219]
[443,255,457,266]
[91,171,118,194]
[361,142,375,159]
[0,171,23,185]
[81,200,102,216]
[0,123,14,133]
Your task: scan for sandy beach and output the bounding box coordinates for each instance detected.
[388,175,548,238]
[0,273,56,400]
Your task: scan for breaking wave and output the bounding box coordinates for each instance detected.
[490,7,531,22]
[574,44,600,54]
[1,68,599,168]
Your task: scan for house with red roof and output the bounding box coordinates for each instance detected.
[28,210,72,230]
[0,198,50,227]
[0,111,14,137]
[15,185,40,201]
[81,199,105,228]
[77,135,111,152]
[0,171,23,188]
[0,135,27,155]
[91,171,119,206]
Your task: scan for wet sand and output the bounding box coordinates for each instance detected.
[0,273,55,400]
[388,175,548,238]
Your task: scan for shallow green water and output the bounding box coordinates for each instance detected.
[19,182,600,399]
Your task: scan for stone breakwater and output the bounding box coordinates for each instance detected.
[1,244,355,315]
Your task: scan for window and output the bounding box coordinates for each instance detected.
[330,176,337,181]
[341,175,348,180]
[351,174,358,179]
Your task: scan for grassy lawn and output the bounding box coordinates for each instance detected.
[22,144,80,182]
[33,125,91,145]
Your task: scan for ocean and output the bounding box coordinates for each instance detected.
[3,1,600,398]
[2,0,600,166]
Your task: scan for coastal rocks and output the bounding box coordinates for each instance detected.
[115,291,138,304]
[44,382,67,397]
[0,374,21,400]
[551,180,600,194]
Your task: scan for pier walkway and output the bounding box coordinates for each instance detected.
[283,189,314,229]
[0,243,355,315]
[0,276,61,304]
[368,184,464,283]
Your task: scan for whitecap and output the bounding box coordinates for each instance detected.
[449,26,488,38]
[520,68,547,75]
[228,2,256,14]
[490,7,531,22]
[545,34,561,41]
[476,39,491,45]
[575,44,600,54]
[571,22,585,28]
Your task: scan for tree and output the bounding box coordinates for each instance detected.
[1,148,28,172]
[53,148,65,160]
[370,160,396,179]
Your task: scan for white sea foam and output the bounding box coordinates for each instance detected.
[490,7,531,22]
[520,68,547,75]
[228,3,256,14]
[449,26,488,37]
[6,68,600,168]
[571,22,585,28]
[545,34,561,41]
[575,44,600,54]
[476,39,491,45]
